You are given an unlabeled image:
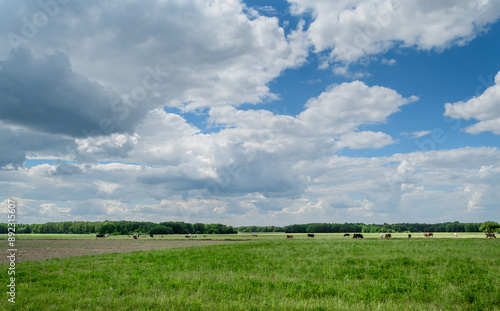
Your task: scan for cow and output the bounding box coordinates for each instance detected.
[133,235,138,239]
[150,234,154,238]
[424,232,433,238]
[353,234,363,239]
[385,233,392,238]
[380,233,384,238]
[307,234,315,238]
[96,234,105,238]
[408,234,412,239]
[252,234,258,237]
[486,232,497,238]
[203,235,207,237]
[343,234,350,237]
[286,235,293,238]
[185,235,190,238]
[454,233,458,238]
[104,234,109,238]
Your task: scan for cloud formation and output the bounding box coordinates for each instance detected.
[1,0,499,226]
[288,0,500,64]
[445,70,500,134]
[1,0,308,112]
[0,49,146,138]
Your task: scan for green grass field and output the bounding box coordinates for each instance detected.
[1,234,499,310]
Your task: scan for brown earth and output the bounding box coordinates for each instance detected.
[1,239,232,263]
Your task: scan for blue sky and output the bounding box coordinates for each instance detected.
[1,0,500,226]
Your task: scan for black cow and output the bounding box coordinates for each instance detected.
[408,234,412,239]
[307,234,315,238]
[343,233,350,237]
[352,234,363,239]
[96,234,105,238]
[150,234,154,238]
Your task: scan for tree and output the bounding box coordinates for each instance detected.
[479,221,500,233]
[99,223,116,235]
[149,225,173,235]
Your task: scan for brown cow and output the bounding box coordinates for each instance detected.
[486,232,497,238]
[385,233,392,238]
[307,234,315,238]
[252,234,258,237]
[286,235,293,238]
[424,232,433,238]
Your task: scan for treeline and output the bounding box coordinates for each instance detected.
[241,222,483,233]
[238,226,285,233]
[0,221,485,235]
[0,221,237,235]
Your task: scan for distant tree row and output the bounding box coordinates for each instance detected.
[240,222,487,234]
[0,221,237,235]
[237,225,285,233]
[1,220,496,235]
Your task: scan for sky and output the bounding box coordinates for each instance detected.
[1,0,500,226]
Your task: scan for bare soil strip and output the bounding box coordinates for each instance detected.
[2,239,232,263]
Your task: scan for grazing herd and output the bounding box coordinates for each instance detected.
[283,232,496,239]
[96,232,498,239]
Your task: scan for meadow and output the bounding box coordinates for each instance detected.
[1,233,499,310]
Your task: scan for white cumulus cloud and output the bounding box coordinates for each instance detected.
[445,70,500,134]
[288,0,500,64]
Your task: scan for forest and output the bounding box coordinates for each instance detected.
[0,220,486,234]
[239,222,484,233]
[0,220,237,235]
